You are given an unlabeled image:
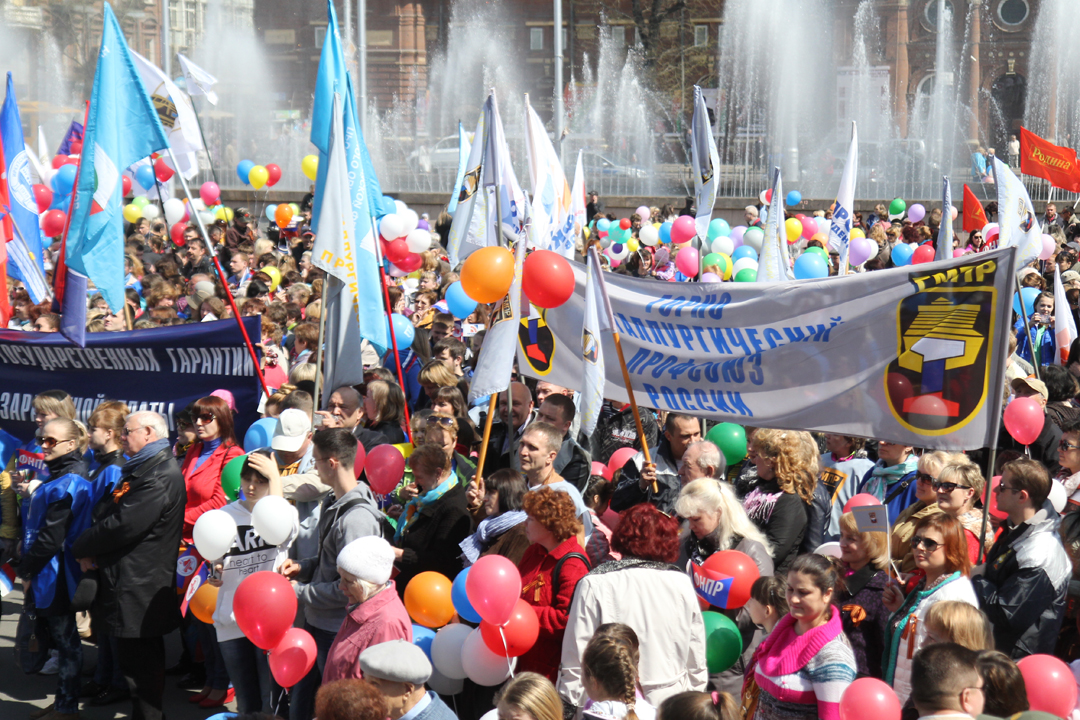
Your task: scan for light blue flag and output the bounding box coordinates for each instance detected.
[448,122,469,215]
[65,3,169,314]
[1,73,48,302]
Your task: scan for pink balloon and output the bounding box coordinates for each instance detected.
[200,181,220,206]
[1039,234,1056,261]
[1018,654,1077,719]
[635,205,651,221]
[591,461,613,481]
[987,476,1007,520]
[676,247,700,277]
[799,215,815,240]
[953,249,967,258]
[269,628,317,688]
[843,493,882,513]
[366,444,405,495]
[608,447,638,473]
[671,215,697,244]
[1003,396,1045,446]
[466,555,522,626]
[839,678,901,720]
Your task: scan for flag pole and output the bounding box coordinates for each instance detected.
[611,330,656,493]
[313,279,329,410]
[190,104,219,186]
[371,221,413,443]
[473,393,498,484]
[169,144,271,398]
[1015,272,1042,381]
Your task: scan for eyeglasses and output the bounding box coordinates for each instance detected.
[39,436,70,450]
[910,535,942,552]
[1060,439,1080,451]
[194,412,216,425]
[932,481,971,493]
[995,483,1021,494]
[121,425,146,436]
[916,472,935,484]
[426,415,456,428]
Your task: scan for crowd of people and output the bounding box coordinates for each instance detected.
[6,190,1080,720]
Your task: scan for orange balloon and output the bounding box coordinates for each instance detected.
[460,247,515,303]
[404,571,455,628]
[811,232,827,244]
[275,204,294,229]
[189,583,218,624]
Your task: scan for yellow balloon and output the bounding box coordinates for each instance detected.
[583,226,591,239]
[262,266,282,292]
[850,228,866,240]
[626,238,640,252]
[653,222,661,229]
[248,165,269,190]
[301,155,319,181]
[393,442,414,459]
[407,271,421,280]
[785,218,803,243]
[214,206,235,222]
[123,203,142,223]
[718,253,733,280]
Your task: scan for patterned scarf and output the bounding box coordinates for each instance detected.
[862,455,920,501]
[394,475,459,542]
[459,511,527,564]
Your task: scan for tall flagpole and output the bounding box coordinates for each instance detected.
[191,105,219,186]
[475,90,502,484]
[372,229,413,443]
[313,279,330,410]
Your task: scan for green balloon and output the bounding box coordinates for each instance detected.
[221,454,246,501]
[734,268,757,282]
[702,253,721,269]
[805,246,828,260]
[706,422,747,465]
[889,197,907,215]
[703,611,743,673]
[132,196,149,209]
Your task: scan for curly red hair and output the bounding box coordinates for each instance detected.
[522,486,583,543]
[316,679,387,720]
[612,503,680,563]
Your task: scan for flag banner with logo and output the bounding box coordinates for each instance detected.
[1019,127,1080,193]
[829,121,857,273]
[518,248,1016,450]
[691,561,734,608]
[0,317,262,443]
[852,504,889,533]
[691,85,719,242]
[994,157,1042,267]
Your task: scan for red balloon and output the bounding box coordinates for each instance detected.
[466,555,522,626]
[480,599,539,658]
[396,253,425,272]
[233,571,297,650]
[32,184,53,213]
[50,155,65,170]
[843,493,882,513]
[170,222,187,245]
[1018,654,1077,719]
[269,628,317,688]
[764,189,773,204]
[353,442,367,480]
[122,175,133,197]
[619,218,631,230]
[365,444,405,495]
[265,163,282,187]
[63,156,79,166]
[522,250,574,309]
[590,461,612,481]
[701,550,760,609]
[42,209,67,237]
[154,158,174,182]
[911,244,936,265]
[1003,396,1044,446]
[839,677,901,720]
[69,141,83,155]
[385,237,411,265]
[607,447,638,473]
[987,476,1007,520]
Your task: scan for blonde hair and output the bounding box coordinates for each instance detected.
[497,672,563,720]
[289,363,317,384]
[582,635,641,720]
[753,429,819,503]
[45,417,90,455]
[33,390,77,421]
[925,601,994,651]
[839,512,889,570]
[918,450,968,478]
[937,462,985,501]
[675,478,773,555]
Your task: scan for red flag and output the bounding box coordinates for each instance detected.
[1020,127,1080,192]
[962,184,988,233]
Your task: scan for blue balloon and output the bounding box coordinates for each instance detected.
[51,164,77,195]
[731,246,758,262]
[451,567,482,623]
[445,281,478,319]
[658,221,673,244]
[891,242,914,266]
[134,164,156,192]
[786,190,803,206]
[596,218,610,233]
[388,313,415,349]
[243,417,278,453]
[266,204,278,221]
[793,252,829,280]
[50,194,71,212]
[1014,287,1041,317]
[412,624,437,660]
[237,160,255,185]
[379,195,398,219]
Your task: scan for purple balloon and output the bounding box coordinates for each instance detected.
[701,272,722,283]
[907,203,926,223]
[848,236,874,266]
[730,225,746,248]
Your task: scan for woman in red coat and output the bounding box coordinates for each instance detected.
[179,395,244,544]
[518,487,591,681]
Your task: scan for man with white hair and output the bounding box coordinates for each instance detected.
[73,411,186,720]
[678,441,725,487]
[745,205,762,227]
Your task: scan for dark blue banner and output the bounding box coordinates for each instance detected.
[0,317,262,443]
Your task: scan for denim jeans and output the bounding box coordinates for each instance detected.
[200,621,231,690]
[94,633,125,689]
[219,636,271,714]
[285,623,338,720]
[42,613,82,713]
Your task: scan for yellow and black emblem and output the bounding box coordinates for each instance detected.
[519,306,556,375]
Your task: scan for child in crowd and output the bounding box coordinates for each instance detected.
[582,632,656,720]
[924,601,994,651]
[742,575,789,719]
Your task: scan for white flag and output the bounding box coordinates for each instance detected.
[525,96,575,259]
[130,50,203,179]
[469,234,527,404]
[994,156,1042,267]
[177,53,219,105]
[1055,265,1077,365]
[828,121,857,273]
[852,504,889,533]
[691,85,719,241]
[448,103,489,266]
[570,149,587,244]
[759,167,794,282]
[936,177,954,263]
[485,91,528,249]
[581,247,613,435]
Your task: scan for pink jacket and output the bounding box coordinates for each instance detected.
[322,581,413,683]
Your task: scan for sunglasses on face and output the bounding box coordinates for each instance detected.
[194,412,216,425]
[932,481,970,493]
[1060,439,1080,451]
[916,472,935,483]
[910,535,941,552]
[426,416,456,428]
[40,436,69,450]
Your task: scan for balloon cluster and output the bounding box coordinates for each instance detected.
[236,160,283,190]
[454,244,575,312]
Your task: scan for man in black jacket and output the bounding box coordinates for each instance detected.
[536,394,591,491]
[74,411,186,720]
[611,413,701,516]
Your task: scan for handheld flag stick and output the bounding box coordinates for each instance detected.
[473,393,499,484]
[611,331,656,493]
[371,225,413,443]
[1014,272,1042,381]
[312,279,329,410]
[152,166,167,218]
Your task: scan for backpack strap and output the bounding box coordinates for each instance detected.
[884,472,916,505]
[552,552,591,591]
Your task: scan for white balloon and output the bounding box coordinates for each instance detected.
[400,208,420,235]
[142,204,161,220]
[380,214,406,241]
[394,199,408,216]
[732,257,758,276]
[815,541,842,558]
[405,228,432,254]
[426,667,464,696]
[430,624,471,680]
[710,236,734,256]
[192,198,207,212]
[163,198,185,226]
[192,509,238,560]
[1050,479,1067,514]
[864,240,879,261]
[609,243,629,261]
[639,225,660,247]
[199,211,215,226]
[461,628,515,686]
[251,495,296,546]
[758,190,768,205]
[742,228,764,253]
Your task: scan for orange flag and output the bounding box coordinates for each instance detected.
[1020,127,1080,192]
[962,184,987,233]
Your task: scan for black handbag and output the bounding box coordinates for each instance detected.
[70,568,99,613]
[14,605,51,674]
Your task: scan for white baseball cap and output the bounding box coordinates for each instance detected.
[272,408,311,452]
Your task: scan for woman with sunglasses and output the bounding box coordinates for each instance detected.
[390,413,477,508]
[965,230,986,254]
[933,462,992,565]
[892,452,966,573]
[1055,420,1080,499]
[882,513,977,707]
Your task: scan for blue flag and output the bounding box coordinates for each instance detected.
[57,120,84,157]
[65,3,169,319]
[1,74,48,302]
